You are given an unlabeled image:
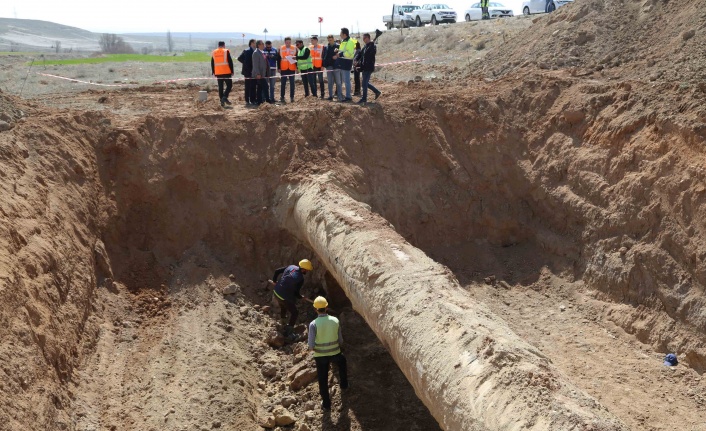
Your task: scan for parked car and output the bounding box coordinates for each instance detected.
[383,4,421,29]
[410,4,457,26]
[522,0,573,14]
[464,2,514,21]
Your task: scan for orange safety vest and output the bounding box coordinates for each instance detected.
[212,48,231,75]
[309,43,323,68]
[280,45,297,71]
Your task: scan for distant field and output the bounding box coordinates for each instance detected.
[39,52,210,65]
[0,51,40,56]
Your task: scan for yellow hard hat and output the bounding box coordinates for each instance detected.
[299,259,313,271]
[313,296,328,309]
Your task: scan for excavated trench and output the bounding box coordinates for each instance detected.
[5,77,706,430]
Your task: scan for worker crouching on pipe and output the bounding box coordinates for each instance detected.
[268,259,315,335]
[308,296,349,411]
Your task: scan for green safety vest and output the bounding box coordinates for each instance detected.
[339,38,357,60]
[297,47,313,71]
[313,315,341,357]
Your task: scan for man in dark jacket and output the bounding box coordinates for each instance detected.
[210,41,234,109]
[237,39,257,105]
[268,259,315,333]
[357,33,381,105]
[322,35,339,101]
[264,41,278,102]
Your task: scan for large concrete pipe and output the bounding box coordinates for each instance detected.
[279,175,627,431]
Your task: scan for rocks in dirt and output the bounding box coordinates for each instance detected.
[0,120,12,131]
[681,29,695,41]
[484,275,496,285]
[261,363,278,379]
[266,330,286,348]
[563,110,585,125]
[297,424,311,431]
[281,395,297,408]
[259,415,276,428]
[223,283,240,295]
[303,400,316,411]
[93,239,113,278]
[288,363,318,391]
[273,407,297,426]
[560,304,566,312]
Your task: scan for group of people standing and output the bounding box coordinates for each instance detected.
[210,27,381,109]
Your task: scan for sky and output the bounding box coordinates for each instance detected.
[0,0,525,36]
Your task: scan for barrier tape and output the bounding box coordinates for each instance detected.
[35,57,428,88]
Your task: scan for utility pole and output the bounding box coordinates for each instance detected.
[263,28,268,41]
[318,17,323,38]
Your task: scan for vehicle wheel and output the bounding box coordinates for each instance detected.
[431,15,438,25]
[547,2,556,12]
[416,16,422,26]
[465,14,471,21]
[386,22,392,30]
[523,6,530,15]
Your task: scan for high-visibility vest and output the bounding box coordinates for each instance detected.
[297,47,313,71]
[338,38,357,60]
[280,45,297,71]
[309,43,323,68]
[212,48,231,75]
[313,315,341,358]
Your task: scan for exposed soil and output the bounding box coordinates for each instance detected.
[2,0,706,430]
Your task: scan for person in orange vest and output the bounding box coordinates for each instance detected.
[278,37,297,103]
[210,41,234,109]
[309,36,325,99]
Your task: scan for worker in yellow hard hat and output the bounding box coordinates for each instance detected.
[308,296,348,411]
[268,259,315,334]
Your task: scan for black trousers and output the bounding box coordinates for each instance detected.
[216,75,232,101]
[255,77,270,104]
[276,296,298,326]
[314,353,348,409]
[280,70,295,100]
[301,70,317,97]
[244,75,257,103]
[312,67,325,96]
[353,70,361,94]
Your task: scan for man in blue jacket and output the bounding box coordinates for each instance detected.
[268,259,315,333]
[237,39,257,105]
[264,41,278,103]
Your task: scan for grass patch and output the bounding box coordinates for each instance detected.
[39,52,210,65]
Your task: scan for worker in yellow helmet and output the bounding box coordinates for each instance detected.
[268,259,315,334]
[308,296,348,411]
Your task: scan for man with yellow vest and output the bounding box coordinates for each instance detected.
[278,37,297,103]
[295,39,317,98]
[308,296,349,411]
[210,41,234,109]
[309,36,325,99]
[332,27,357,102]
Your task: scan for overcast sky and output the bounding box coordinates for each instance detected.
[1,0,525,35]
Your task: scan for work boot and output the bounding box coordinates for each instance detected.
[224,98,232,105]
[374,91,382,100]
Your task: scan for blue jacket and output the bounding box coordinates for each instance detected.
[263,46,278,69]
[273,265,305,302]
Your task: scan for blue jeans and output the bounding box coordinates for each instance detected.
[340,68,351,99]
[326,66,336,99]
[268,69,277,101]
[361,70,379,102]
[332,69,343,101]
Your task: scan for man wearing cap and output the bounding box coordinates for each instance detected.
[308,296,349,411]
[210,41,234,109]
[268,259,315,334]
[295,39,317,98]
